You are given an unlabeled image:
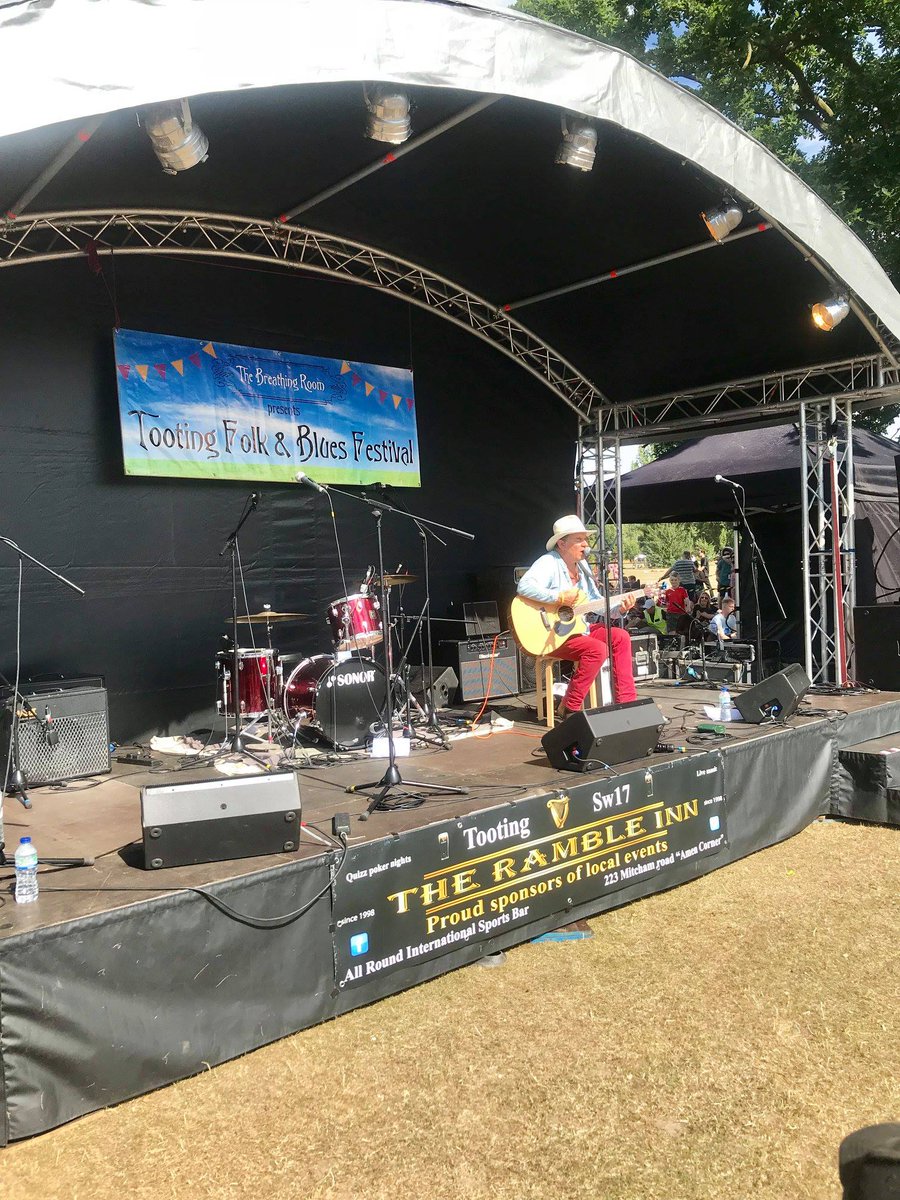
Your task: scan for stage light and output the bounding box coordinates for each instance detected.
[701,203,743,242]
[811,296,850,331]
[364,86,412,144]
[141,99,208,174]
[556,116,597,172]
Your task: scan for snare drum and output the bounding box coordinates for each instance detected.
[326,592,383,652]
[283,654,386,749]
[216,648,280,717]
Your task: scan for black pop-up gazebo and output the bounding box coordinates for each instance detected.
[618,424,900,663]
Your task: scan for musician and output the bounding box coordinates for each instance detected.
[710,595,738,647]
[517,515,638,717]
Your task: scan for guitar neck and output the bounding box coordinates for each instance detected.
[570,590,639,615]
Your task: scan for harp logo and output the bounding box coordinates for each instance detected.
[547,792,570,830]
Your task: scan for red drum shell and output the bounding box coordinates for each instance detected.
[283,655,334,724]
[326,592,383,652]
[283,655,386,749]
[216,648,279,717]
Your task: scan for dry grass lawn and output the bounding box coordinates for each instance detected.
[4,819,898,1200]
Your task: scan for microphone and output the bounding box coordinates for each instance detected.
[295,471,327,494]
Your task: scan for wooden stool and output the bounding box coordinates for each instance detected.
[535,656,598,729]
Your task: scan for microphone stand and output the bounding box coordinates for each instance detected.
[369,487,449,748]
[215,495,268,767]
[719,481,785,683]
[300,480,473,817]
[584,551,617,706]
[0,536,84,826]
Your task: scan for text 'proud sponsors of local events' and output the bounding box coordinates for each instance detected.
[333,757,726,988]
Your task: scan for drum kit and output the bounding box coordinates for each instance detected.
[216,576,419,751]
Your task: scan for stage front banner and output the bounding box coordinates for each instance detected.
[114,328,420,485]
[332,754,727,989]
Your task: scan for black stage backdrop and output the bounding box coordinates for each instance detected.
[0,259,575,740]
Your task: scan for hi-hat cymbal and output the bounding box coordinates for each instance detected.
[379,573,418,587]
[227,610,309,623]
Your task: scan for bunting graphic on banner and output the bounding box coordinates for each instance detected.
[114,328,419,486]
[116,344,414,413]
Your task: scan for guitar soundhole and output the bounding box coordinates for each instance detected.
[557,606,574,621]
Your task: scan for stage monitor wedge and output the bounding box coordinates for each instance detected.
[141,771,301,869]
[733,663,811,724]
[542,698,665,772]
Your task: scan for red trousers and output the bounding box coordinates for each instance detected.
[551,623,637,710]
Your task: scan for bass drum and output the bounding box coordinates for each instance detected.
[283,655,387,749]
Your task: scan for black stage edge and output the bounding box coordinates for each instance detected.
[1,688,899,1142]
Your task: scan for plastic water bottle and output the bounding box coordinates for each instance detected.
[719,685,732,723]
[14,836,39,904]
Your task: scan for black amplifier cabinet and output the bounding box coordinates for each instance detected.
[854,605,900,690]
[141,771,301,869]
[629,633,659,682]
[1,680,111,787]
[442,637,518,702]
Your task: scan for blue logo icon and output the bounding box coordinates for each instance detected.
[709,815,721,832]
[350,932,369,956]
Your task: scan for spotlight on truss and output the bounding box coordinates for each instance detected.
[556,115,597,172]
[364,86,412,145]
[701,203,743,242]
[141,99,208,174]
[811,296,850,332]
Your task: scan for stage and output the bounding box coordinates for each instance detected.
[1,679,899,1143]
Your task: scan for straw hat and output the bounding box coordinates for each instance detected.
[546,515,589,552]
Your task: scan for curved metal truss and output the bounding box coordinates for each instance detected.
[0,208,604,421]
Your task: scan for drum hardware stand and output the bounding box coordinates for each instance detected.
[373,490,452,750]
[214,494,269,769]
[299,480,473,815]
[0,536,85,829]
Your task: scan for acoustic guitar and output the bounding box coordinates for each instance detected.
[509,591,642,658]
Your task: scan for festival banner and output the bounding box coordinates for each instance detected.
[332,754,726,989]
[114,328,420,485]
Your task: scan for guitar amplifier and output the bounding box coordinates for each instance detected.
[1,680,111,787]
[442,637,518,702]
[629,633,659,681]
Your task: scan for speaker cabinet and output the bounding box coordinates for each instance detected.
[854,605,900,690]
[140,771,302,869]
[1,682,111,787]
[542,698,665,772]
[441,637,518,701]
[733,663,811,724]
[406,666,459,710]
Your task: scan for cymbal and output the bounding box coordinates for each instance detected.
[227,611,309,623]
[379,573,418,587]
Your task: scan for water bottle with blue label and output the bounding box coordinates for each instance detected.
[14,836,39,904]
[719,685,732,723]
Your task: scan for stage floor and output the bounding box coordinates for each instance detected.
[3,679,897,940]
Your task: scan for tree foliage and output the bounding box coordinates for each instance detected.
[516,0,899,277]
[605,520,731,569]
[516,0,900,433]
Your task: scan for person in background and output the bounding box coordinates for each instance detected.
[694,551,710,591]
[689,589,716,642]
[641,590,668,637]
[663,576,693,634]
[716,546,737,599]
[710,595,738,647]
[517,515,638,718]
[660,549,699,600]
